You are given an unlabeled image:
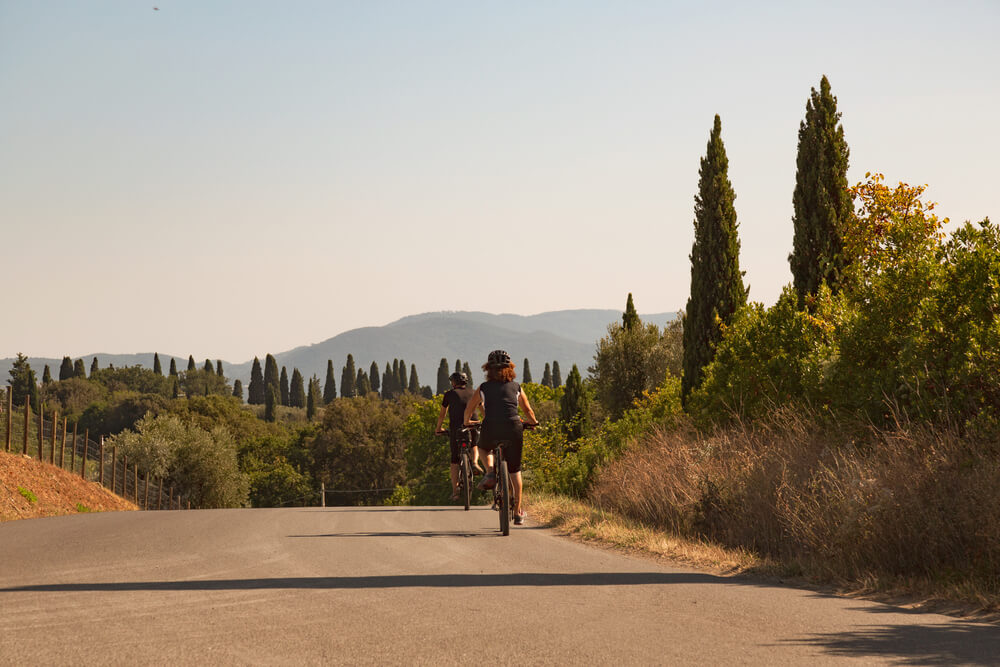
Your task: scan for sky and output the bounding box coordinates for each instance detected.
[2,1,998,363]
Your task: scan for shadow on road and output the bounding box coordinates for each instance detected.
[289,530,495,538]
[782,622,1000,665]
[1,571,731,592]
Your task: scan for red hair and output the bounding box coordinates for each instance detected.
[482,362,516,383]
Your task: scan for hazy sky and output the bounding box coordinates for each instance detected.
[2,1,997,362]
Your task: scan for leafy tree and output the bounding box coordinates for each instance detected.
[187,356,196,372]
[42,377,106,419]
[790,75,851,305]
[560,364,590,441]
[264,354,280,401]
[682,114,748,403]
[408,364,420,394]
[179,368,229,398]
[551,361,562,388]
[248,357,264,405]
[522,359,532,383]
[168,358,177,377]
[421,386,433,400]
[91,357,99,375]
[280,366,290,406]
[152,353,162,376]
[42,365,53,386]
[172,377,179,399]
[369,361,381,395]
[78,392,171,437]
[89,365,173,396]
[590,315,672,419]
[356,369,371,396]
[290,368,306,408]
[307,375,321,419]
[203,359,214,374]
[232,379,243,402]
[340,354,357,398]
[59,356,74,381]
[541,363,552,388]
[623,293,640,330]
[8,353,40,410]
[264,385,278,422]
[323,360,337,404]
[74,358,86,378]
[437,358,450,395]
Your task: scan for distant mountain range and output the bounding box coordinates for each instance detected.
[1,309,678,393]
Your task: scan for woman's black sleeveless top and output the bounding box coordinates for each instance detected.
[478,380,521,424]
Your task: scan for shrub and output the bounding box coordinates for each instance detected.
[18,487,37,503]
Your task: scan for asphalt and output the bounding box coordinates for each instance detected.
[1,506,998,665]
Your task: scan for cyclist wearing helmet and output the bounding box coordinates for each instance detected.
[435,371,483,501]
[463,349,538,526]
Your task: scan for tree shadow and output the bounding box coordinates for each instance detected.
[288,530,495,538]
[782,622,1000,665]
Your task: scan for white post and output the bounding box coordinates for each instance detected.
[320,482,325,507]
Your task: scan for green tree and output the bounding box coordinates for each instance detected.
[8,353,40,410]
[91,357,99,376]
[74,358,87,378]
[203,359,214,374]
[264,385,278,422]
[455,359,462,375]
[356,369,371,396]
[280,366,290,406]
[172,377,179,399]
[398,359,408,393]
[341,354,357,398]
[179,368,229,398]
[264,354,280,402]
[623,292,640,330]
[290,368,306,408]
[59,356,74,381]
[462,362,472,383]
[541,363,552,387]
[408,364,420,394]
[323,360,337,404]
[436,358,450,395]
[42,365,53,386]
[216,360,223,378]
[248,357,264,405]
[789,75,851,305]
[187,356,196,372]
[682,114,748,403]
[369,361,381,395]
[307,375,321,419]
[152,353,162,376]
[233,379,243,402]
[551,361,562,388]
[168,358,177,377]
[522,358,532,383]
[381,363,394,400]
[560,364,590,441]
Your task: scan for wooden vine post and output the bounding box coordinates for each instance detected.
[60,417,67,468]
[22,397,29,455]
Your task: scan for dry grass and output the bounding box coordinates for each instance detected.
[587,408,1000,613]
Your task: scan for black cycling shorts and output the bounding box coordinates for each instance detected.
[449,426,478,465]
[477,419,523,474]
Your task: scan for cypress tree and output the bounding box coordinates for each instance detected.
[73,358,86,378]
[307,376,320,419]
[233,379,243,402]
[280,366,290,406]
[204,359,214,374]
[369,361,381,395]
[264,354,280,401]
[455,359,462,375]
[356,369,371,396]
[340,354,357,398]
[552,361,562,387]
[42,365,52,386]
[152,353,162,376]
[168,358,177,377]
[187,356,196,372]
[216,360,223,378]
[323,360,337,404]
[623,293,640,331]
[382,363,393,400]
[421,386,434,400]
[541,363,552,388]
[790,75,851,306]
[290,368,306,407]
[171,377,179,399]
[91,357,99,376]
[398,359,407,393]
[560,364,590,441]
[248,357,264,404]
[437,358,450,394]
[408,364,420,394]
[265,385,278,422]
[522,359,532,383]
[682,114,748,403]
[9,355,40,411]
[59,356,74,381]
[462,362,472,383]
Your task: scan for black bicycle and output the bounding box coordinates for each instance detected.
[468,421,535,536]
[437,427,475,510]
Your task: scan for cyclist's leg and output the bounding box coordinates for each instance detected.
[505,422,525,517]
[511,471,523,516]
[449,433,462,498]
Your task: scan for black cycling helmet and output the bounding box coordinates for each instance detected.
[449,371,467,384]
[487,349,511,367]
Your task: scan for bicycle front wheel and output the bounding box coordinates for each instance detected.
[498,460,510,536]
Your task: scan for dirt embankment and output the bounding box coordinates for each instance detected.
[0,451,136,522]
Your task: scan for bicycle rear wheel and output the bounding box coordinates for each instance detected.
[498,460,510,536]
[460,451,471,511]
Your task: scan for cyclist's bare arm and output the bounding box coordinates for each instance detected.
[519,391,538,425]
[434,404,448,434]
[463,390,483,426]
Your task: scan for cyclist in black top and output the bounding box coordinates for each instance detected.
[463,350,538,525]
[435,372,483,500]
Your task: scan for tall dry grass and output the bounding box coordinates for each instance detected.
[590,408,1000,601]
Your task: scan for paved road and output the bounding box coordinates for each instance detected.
[1,507,998,665]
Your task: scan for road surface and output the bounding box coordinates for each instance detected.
[1,506,998,665]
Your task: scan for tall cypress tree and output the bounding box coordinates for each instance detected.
[216,360,223,378]
[560,364,590,441]
[187,356,196,372]
[152,353,162,376]
[323,360,337,404]
[290,368,306,407]
[280,366,290,406]
[398,359,407,393]
[408,364,420,394]
[233,379,243,402]
[790,75,851,306]
[462,362,472,383]
[356,369,371,396]
[90,357,99,376]
[455,359,462,375]
[552,361,562,388]
[522,358,532,383]
[204,359,214,374]
[682,114,748,403]
[171,376,179,399]
[623,293,640,331]
[437,358,450,395]
[248,357,264,404]
[74,358,86,378]
[307,375,321,419]
[369,361,381,395]
[341,354,357,398]
[265,385,278,422]
[264,354,280,401]
[382,363,394,400]
[541,363,552,388]
[42,365,53,386]
[59,357,75,381]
